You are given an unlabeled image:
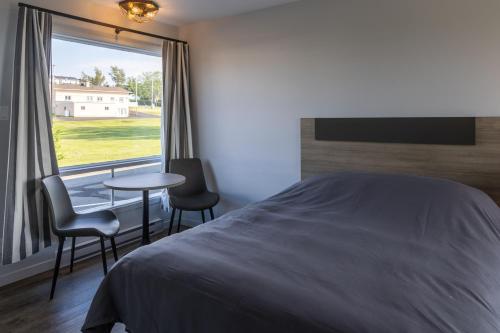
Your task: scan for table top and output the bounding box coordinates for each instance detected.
[103,173,186,191]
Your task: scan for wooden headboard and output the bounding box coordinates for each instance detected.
[301,118,500,205]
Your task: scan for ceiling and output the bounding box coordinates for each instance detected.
[91,0,299,26]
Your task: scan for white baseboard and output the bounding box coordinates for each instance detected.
[0,222,163,288]
[0,258,55,288]
[0,216,202,288]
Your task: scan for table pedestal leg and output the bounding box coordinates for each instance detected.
[142,190,150,245]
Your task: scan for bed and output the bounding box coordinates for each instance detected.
[83,117,500,332]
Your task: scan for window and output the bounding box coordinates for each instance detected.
[52,39,162,167]
[51,38,162,211]
[65,95,71,100]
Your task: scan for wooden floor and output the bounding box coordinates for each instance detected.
[0,230,178,333]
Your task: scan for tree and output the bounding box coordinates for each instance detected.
[81,67,106,86]
[125,72,162,106]
[126,77,139,101]
[109,66,126,88]
[139,71,162,106]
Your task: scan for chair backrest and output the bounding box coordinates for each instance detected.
[169,158,208,197]
[41,175,75,233]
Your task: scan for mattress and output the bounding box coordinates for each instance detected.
[83,172,500,333]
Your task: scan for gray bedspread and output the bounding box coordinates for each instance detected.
[82,172,500,333]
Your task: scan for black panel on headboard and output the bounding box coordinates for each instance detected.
[315,117,476,145]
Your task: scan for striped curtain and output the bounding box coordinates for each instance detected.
[2,7,58,264]
[160,41,193,173]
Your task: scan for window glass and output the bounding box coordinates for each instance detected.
[52,38,162,168]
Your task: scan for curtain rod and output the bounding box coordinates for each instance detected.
[18,2,188,45]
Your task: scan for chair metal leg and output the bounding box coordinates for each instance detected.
[70,237,76,273]
[201,210,206,223]
[168,207,177,235]
[99,236,108,275]
[209,207,215,220]
[142,190,150,245]
[177,210,183,233]
[110,237,118,262]
[50,236,65,300]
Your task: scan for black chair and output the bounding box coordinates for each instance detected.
[167,158,219,235]
[41,175,120,300]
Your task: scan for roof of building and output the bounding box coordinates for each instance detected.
[54,76,80,80]
[54,84,130,94]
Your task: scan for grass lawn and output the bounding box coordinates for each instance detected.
[53,118,161,167]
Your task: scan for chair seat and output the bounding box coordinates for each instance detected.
[170,191,219,211]
[57,210,120,237]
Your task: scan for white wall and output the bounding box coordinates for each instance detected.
[54,90,129,104]
[54,90,130,117]
[180,0,500,211]
[0,0,178,285]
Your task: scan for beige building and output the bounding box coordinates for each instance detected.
[53,84,130,118]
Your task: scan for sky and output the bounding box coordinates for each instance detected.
[52,38,162,84]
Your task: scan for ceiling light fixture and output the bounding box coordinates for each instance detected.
[118,0,160,23]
